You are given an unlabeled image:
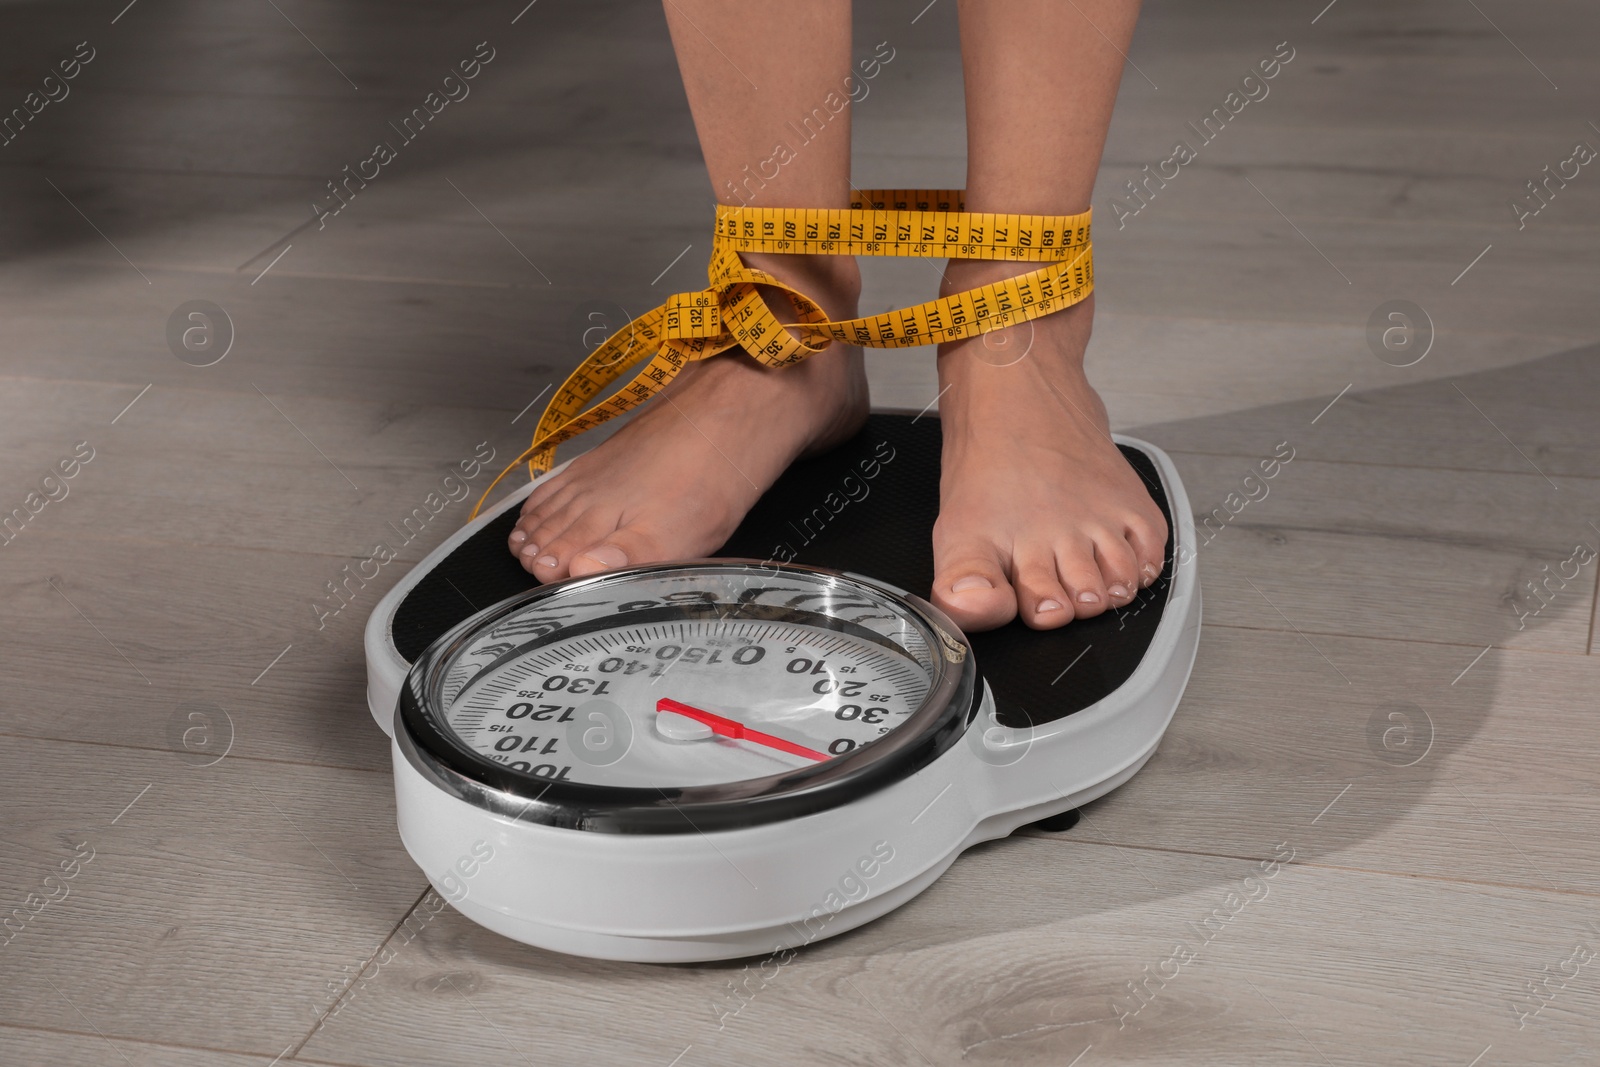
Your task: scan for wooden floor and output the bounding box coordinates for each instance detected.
[3,1,1598,1063]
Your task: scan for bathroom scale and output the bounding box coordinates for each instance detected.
[363,411,1199,962]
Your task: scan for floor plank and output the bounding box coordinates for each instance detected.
[0,736,426,1059]
[1169,452,1597,652]
[0,534,395,770]
[296,840,1599,1067]
[0,375,528,557]
[1049,628,1600,896]
[0,1027,301,1067]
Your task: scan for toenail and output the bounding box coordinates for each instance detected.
[578,545,628,569]
[536,555,559,569]
[1108,583,1131,600]
[519,543,540,559]
[1076,591,1100,605]
[1141,562,1160,585]
[1037,598,1064,613]
[951,576,993,594]
[509,529,526,545]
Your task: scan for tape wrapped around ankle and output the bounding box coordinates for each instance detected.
[472,190,1092,518]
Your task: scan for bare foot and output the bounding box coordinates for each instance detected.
[508,255,866,580]
[930,268,1169,633]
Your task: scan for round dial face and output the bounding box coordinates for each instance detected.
[400,562,977,832]
[449,616,931,786]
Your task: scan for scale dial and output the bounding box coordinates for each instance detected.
[398,561,978,833]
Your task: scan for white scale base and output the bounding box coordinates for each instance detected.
[365,434,1199,962]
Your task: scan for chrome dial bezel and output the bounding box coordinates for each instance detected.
[397,560,978,834]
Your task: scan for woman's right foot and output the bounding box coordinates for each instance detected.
[507,255,866,580]
[929,272,1169,633]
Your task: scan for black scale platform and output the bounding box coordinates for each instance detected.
[392,414,1174,730]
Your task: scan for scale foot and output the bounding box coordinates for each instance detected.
[1027,808,1082,833]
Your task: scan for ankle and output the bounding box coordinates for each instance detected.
[939,257,1045,300]
[741,251,861,319]
[936,279,1096,372]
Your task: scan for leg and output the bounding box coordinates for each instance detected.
[931,0,1167,632]
[509,1,866,579]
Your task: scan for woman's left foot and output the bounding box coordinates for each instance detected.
[505,254,866,581]
[930,270,1169,633]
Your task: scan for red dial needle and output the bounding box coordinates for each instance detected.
[656,698,829,762]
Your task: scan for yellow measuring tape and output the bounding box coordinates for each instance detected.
[471,190,1092,518]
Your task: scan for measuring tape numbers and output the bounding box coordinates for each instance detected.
[473,190,1092,518]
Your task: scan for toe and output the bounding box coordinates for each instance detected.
[568,544,629,576]
[515,505,585,579]
[508,522,530,554]
[534,506,626,581]
[1055,539,1110,619]
[511,518,552,574]
[1011,550,1074,631]
[1127,512,1170,587]
[515,502,584,578]
[931,538,1017,633]
[511,479,578,564]
[519,471,570,517]
[568,524,671,577]
[1094,532,1141,608]
[509,510,552,556]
